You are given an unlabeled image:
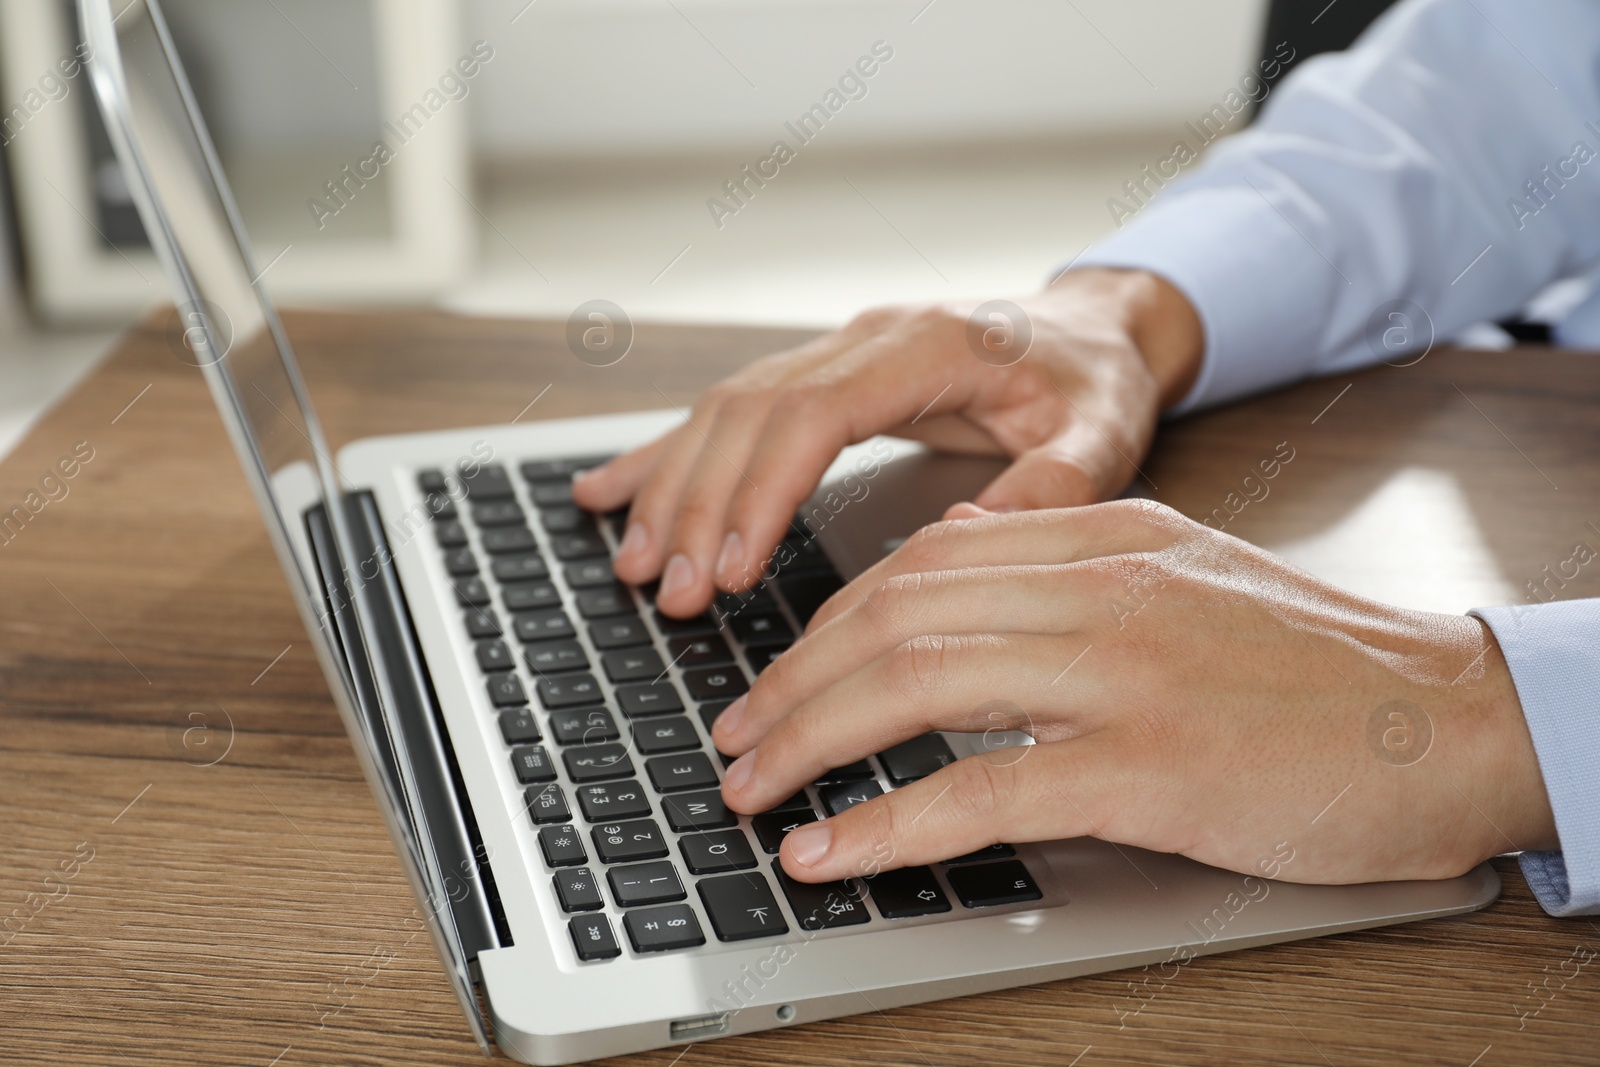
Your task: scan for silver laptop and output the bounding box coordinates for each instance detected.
[81,2,1499,1061]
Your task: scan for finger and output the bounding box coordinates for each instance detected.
[570,432,673,514]
[777,739,1122,882]
[715,330,975,593]
[973,416,1134,511]
[717,564,1117,755]
[652,390,782,616]
[805,500,1180,632]
[721,631,1105,813]
[604,419,713,586]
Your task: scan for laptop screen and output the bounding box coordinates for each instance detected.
[79,0,490,1049]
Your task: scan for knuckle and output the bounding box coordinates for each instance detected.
[884,633,955,702]
[946,755,1008,825]
[866,571,926,629]
[897,519,962,570]
[849,794,905,873]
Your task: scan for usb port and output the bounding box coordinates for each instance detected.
[669,1013,729,1039]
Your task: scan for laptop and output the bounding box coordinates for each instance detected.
[80,2,1500,1061]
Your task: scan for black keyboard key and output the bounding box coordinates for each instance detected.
[616,682,684,718]
[503,581,561,612]
[777,572,844,625]
[435,520,469,548]
[513,609,576,643]
[608,860,685,907]
[652,608,719,636]
[647,753,719,793]
[729,612,793,646]
[819,779,883,817]
[944,859,1042,908]
[778,530,835,574]
[601,647,665,684]
[699,872,789,941]
[623,904,704,953]
[464,606,502,639]
[524,639,588,674]
[481,526,539,555]
[499,708,543,744]
[471,500,526,527]
[943,844,1016,865]
[716,584,778,615]
[765,792,812,813]
[536,672,604,710]
[454,577,491,607]
[529,481,575,507]
[773,865,870,930]
[752,810,817,854]
[521,455,610,482]
[554,866,606,912]
[568,913,620,960]
[666,634,735,669]
[511,744,556,782]
[682,667,748,703]
[747,644,789,674]
[539,506,595,535]
[865,866,951,918]
[475,639,515,673]
[487,674,528,708]
[554,533,609,562]
[548,707,619,745]
[577,586,632,619]
[577,780,652,822]
[815,760,875,784]
[697,699,734,735]
[539,823,587,867]
[525,783,571,825]
[417,468,449,494]
[564,743,635,782]
[492,553,549,582]
[679,829,758,874]
[424,491,458,520]
[632,716,700,754]
[589,616,650,650]
[662,790,737,832]
[442,547,478,576]
[601,507,629,540]
[564,559,615,587]
[880,734,957,786]
[592,819,668,863]
[459,462,514,499]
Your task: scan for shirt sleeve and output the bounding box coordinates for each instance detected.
[1471,600,1600,917]
[1069,0,1600,414]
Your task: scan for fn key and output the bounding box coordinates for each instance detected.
[568,914,621,961]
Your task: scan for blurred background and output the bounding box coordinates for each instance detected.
[0,0,1279,458]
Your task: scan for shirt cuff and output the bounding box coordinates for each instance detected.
[1057,185,1346,416]
[1472,599,1600,917]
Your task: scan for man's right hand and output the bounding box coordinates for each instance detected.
[570,267,1204,617]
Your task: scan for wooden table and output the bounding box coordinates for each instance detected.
[2,309,1597,1067]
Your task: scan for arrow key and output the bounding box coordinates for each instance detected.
[865,865,952,918]
[698,871,790,941]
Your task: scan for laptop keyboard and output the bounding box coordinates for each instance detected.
[418,456,1043,962]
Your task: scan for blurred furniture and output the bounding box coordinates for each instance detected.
[0,0,472,323]
[0,306,1596,1066]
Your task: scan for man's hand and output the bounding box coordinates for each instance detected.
[571,268,1203,617]
[712,501,1558,886]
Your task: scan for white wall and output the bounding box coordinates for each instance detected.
[463,0,1269,161]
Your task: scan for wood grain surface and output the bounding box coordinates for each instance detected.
[1,307,1597,1067]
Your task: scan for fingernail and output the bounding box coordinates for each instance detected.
[715,695,747,737]
[618,522,649,559]
[659,553,694,600]
[723,750,754,792]
[786,822,832,866]
[716,530,745,584]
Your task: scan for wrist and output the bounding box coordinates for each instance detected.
[1047,267,1204,411]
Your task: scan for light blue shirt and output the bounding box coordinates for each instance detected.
[1075,0,1600,915]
